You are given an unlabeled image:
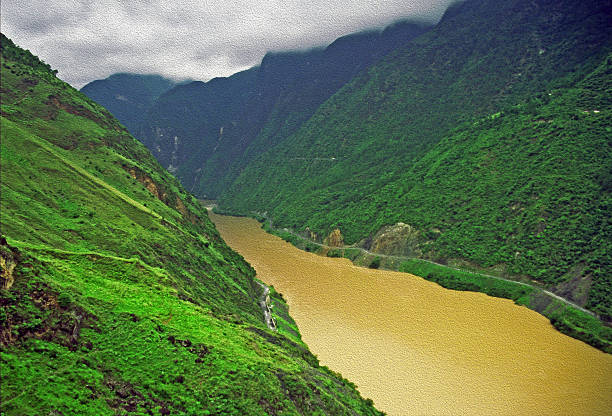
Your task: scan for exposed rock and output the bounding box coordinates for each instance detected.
[324,228,344,247]
[45,94,121,131]
[123,164,203,224]
[126,167,165,200]
[256,282,277,331]
[1,278,97,348]
[0,240,19,290]
[369,222,421,257]
[304,227,318,241]
[104,376,161,414]
[175,196,198,224]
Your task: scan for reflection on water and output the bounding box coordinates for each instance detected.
[211,212,612,416]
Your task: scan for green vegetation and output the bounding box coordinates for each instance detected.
[117,0,610,335]
[368,257,381,269]
[249,214,612,353]
[81,73,176,134]
[0,34,382,415]
[547,305,612,354]
[398,259,534,303]
[398,259,612,353]
[138,21,431,197]
[259,221,321,253]
[326,249,343,258]
[218,0,611,322]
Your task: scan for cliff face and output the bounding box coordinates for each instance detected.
[0,240,18,290]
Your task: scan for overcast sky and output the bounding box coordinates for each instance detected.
[1,0,455,88]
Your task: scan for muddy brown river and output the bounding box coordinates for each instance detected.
[210,212,612,416]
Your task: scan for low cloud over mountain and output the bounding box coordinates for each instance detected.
[0,0,454,87]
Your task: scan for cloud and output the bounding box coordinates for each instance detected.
[1,0,454,88]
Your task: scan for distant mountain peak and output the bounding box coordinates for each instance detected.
[80,72,176,134]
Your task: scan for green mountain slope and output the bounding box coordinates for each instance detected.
[138,20,431,197]
[218,0,612,318]
[0,34,382,416]
[139,67,260,193]
[80,73,176,135]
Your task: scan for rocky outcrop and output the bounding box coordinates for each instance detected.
[367,222,421,257]
[304,227,318,242]
[122,164,198,224]
[324,228,344,247]
[0,237,18,290]
[256,281,277,331]
[125,166,165,200]
[45,94,122,131]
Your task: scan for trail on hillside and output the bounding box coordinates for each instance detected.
[262,217,598,318]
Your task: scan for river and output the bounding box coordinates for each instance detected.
[210,212,612,416]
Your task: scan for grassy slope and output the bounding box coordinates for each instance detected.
[219,0,611,317]
[0,35,382,416]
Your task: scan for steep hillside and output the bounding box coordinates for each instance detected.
[80,73,175,134]
[0,34,383,415]
[219,0,612,317]
[138,20,431,197]
[139,67,260,192]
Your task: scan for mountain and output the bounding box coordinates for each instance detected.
[139,67,260,190]
[0,34,383,415]
[80,73,176,134]
[137,20,432,196]
[218,0,612,320]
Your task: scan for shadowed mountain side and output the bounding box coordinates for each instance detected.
[81,73,176,134]
[138,20,432,197]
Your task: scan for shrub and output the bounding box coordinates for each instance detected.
[57,292,71,308]
[369,257,381,269]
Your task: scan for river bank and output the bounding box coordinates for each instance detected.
[209,210,612,416]
[209,205,611,353]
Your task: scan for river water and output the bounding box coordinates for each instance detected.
[210,212,612,416]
